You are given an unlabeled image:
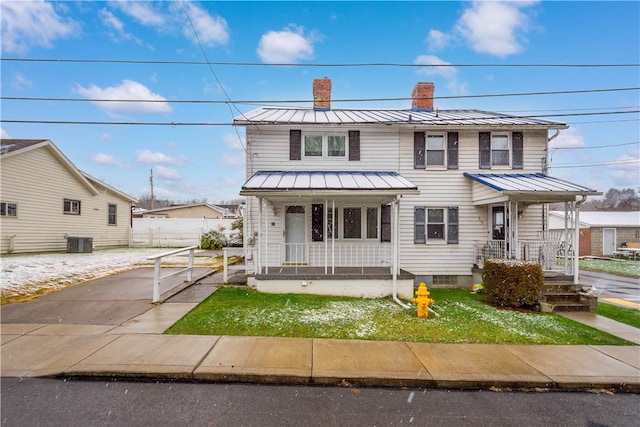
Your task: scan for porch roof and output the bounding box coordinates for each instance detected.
[464,173,601,204]
[240,171,419,197]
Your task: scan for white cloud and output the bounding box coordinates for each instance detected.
[155,165,182,181]
[1,0,79,54]
[222,133,245,150]
[99,7,123,32]
[414,55,467,94]
[179,2,229,46]
[549,128,585,150]
[101,133,112,141]
[74,80,171,116]
[12,72,34,91]
[1,128,12,139]
[426,29,451,52]
[257,25,315,63]
[455,1,538,57]
[136,150,174,165]
[110,1,165,27]
[609,148,640,186]
[90,153,127,169]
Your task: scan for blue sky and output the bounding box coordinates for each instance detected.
[1,1,638,203]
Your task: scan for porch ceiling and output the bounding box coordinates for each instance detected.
[240,170,419,198]
[464,172,602,205]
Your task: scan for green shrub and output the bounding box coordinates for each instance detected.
[482,259,544,308]
[200,230,227,250]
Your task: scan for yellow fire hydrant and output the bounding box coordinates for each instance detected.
[412,282,434,318]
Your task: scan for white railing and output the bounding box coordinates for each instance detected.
[261,243,392,273]
[147,245,197,303]
[474,240,566,272]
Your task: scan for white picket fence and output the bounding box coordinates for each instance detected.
[131,218,237,247]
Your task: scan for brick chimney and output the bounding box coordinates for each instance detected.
[313,78,331,111]
[412,82,434,112]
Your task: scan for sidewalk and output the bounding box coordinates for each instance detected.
[1,269,639,391]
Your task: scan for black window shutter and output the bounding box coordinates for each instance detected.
[479,132,491,169]
[290,130,301,160]
[311,204,323,242]
[414,206,426,244]
[414,132,425,168]
[447,207,459,244]
[381,204,391,242]
[349,130,360,161]
[512,132,523,169]
[447,132,459,169]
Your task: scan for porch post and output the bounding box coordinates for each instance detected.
[258,197,263,274]
[332,198,335,274]
[264,198,269,274]
[324,198,328,274]
[563,201,569,274]
[513,201,519,259]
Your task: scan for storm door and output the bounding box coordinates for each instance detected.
[285,206,306,263]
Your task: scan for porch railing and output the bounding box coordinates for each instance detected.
[474,240,567,272]
[261,243,392,273]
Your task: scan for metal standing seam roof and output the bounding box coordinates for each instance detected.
[233,107,567,128]
[241,171,418,193]
[463,173,601,194]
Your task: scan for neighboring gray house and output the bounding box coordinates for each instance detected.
[550,211,640,256]
[234,79,600,299]
[0,139,136,254]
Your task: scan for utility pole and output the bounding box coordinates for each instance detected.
[149,169,154,209]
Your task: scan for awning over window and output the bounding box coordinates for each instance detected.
[464,172,601,204]
[241,171,419,197]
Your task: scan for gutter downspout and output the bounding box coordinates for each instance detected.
[392,196,410,308]
[573,195,587,284]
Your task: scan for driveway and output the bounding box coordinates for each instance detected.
[579,270,640,303]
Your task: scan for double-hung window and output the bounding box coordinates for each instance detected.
[426,134,445,167]
[479,132,523,169]
[0,202,17,217]
[311,204,380,241]
[304,134,347,158]
[414,132,458,169]
[414,206,459,244]
[108,204,117,225]
[64,199,81,215]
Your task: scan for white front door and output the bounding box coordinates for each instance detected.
[285,206,306,263]
[602,228,616,256]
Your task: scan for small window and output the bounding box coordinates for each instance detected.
[366,207,378,239]
[343,207,361,239]
[304,135,323,157]
[108,203,117,225]
[427,209,445,240]
[0,202,17,217]
[426,134,445,166]
[328,135,346,157]
[491,134,510,166]
[64,199,81,215]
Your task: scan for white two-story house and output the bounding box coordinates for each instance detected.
[234,79,599,301]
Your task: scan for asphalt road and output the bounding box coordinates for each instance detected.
[2,378,639,426]
[579,270,640,303]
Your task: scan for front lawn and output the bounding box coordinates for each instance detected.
[166,288,631,345]
[597,302,640,329]
[579,258,640,278]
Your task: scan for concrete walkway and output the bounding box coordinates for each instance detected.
[1,269,639,391]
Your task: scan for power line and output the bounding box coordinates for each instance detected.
[3,110,638,126]
[552,141,639,150]
[3,87,638,105]
[2,58,639,68]
[551,159,639,168]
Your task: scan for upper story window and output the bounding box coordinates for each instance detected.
[108,203,117,225]
[0,202,17,217]
[491,134,510,166]
[480,131,523,170]
[304,134,347,158]
[290,129,360,161]
[414,132,458,169]
[64,199,81,215]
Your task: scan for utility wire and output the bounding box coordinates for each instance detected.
[551,159,639,168]
[3,88,638,105]
[2,58,639,68]
[551,141,639,150]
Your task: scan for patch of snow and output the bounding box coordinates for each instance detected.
[1,248,218,298]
